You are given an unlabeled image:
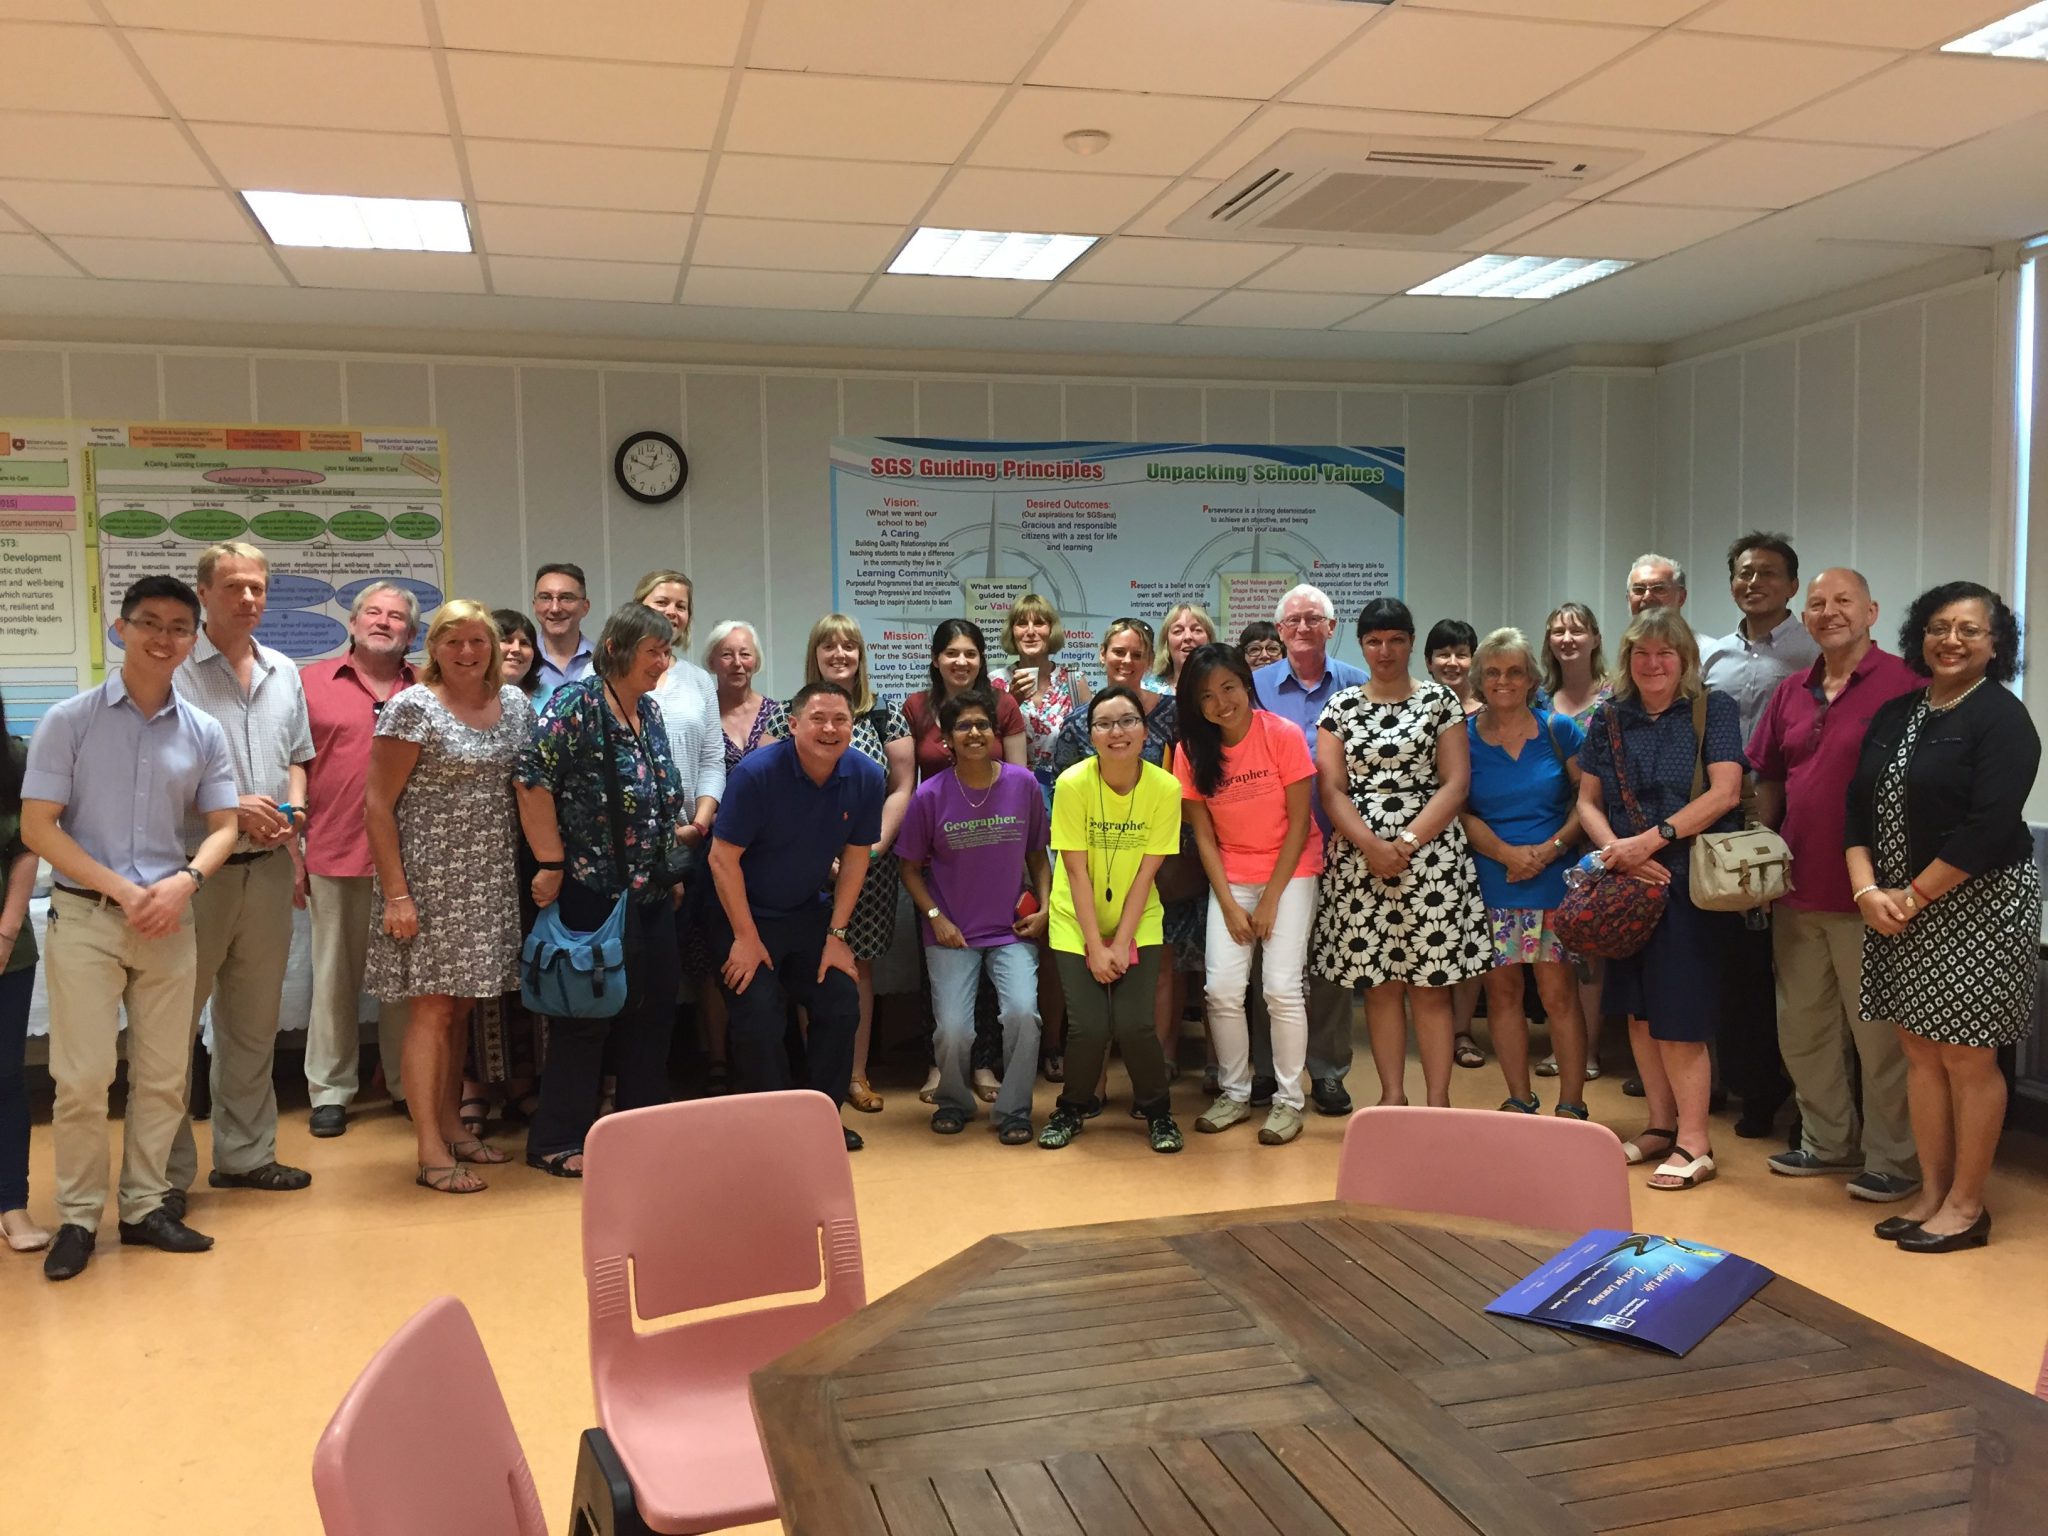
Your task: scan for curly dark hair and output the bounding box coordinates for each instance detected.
[1897,581,2020,683]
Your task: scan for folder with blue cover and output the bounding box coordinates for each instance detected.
[1485,1231,1773,1356]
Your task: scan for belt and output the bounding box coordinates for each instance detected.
[224,848,278,866]
[52,884,120,909]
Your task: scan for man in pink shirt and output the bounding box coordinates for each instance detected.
[298,584,418,1136]
[1746,568,1922,1201]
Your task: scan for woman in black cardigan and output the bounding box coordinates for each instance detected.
[1846,581,2039,1253]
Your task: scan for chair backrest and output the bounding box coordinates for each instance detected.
[312,1297,546,1536]
[2037,1336,2047,1401]
[581,1091,866,1398]
[1335,1105,1633,1233]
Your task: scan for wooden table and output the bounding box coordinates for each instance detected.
[752,1201,2048,1534]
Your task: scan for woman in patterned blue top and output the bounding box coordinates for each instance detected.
[1576,607,1744,1193]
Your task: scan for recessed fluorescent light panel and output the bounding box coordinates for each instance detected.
[1408,254,1634,300]
[888,227,1096,281]
[1944,2,2048,59]
[242,190,473,252]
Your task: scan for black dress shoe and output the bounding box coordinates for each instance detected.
[161,1189,187,1221]
[392,1097,410,1121]
[209,1161,312,1191]
[309,1105,347,1138]
[118,1206,215,1253]
[1734,1108,1778,1139]
[1621,1077,1645,1098]
[843,1126,863,1152]
[1249,1075,1278,1108]
[43,1224,95,1281]
[1895,1209,1990,1253]
[1873,1215,1924,1242]
[1310,1078,1353,1117]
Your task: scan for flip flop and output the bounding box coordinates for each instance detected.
[1622,1127,1678,1166]
[1453,1034,1485,1069]
[1648,1148,1716,1191]
[417,1163,485,1195]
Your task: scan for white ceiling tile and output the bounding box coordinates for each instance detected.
[0,232,79,277]
[971,89,1257,178]
[1119,179,1219,237]
[1682,1,2021,51]
[0,111,212,184]
[1293,10,1649,117]
[1197,104,1496,181]
[1180,290,1371,328]
[56,236,285,285]
[1068,235,1292,287]
[1337,296,1538,332]
[1243,247,1468,294]
[859,275,1049,317]
[136,35,447,134]
[1524,33,1892,135]
[1483,122,1718,200]
[0,182,255,241]
[447,54,725,149]
[751,0,1070,82]
[1408,0,1697,20]
[1513,202,1763,258]
[1031,0,1370,99]
[1764,56,2048,150]
[195,125,463,200]
[479,205,690,263]
[105,0,429,44]
[466,142,704,214]
[0,1,95,18]
[1024,283,1217,323]
[706,155,946,223]
[490,256,678,303]
[0,203,17,232]
[924,168,1174,236]
[280,250,486,294]
[0,21,161,115]
[436,0,748,65]
[724,72,1003,164]
[691,217,905,272]
[681,267,868,311]
[1608,140,1920,210]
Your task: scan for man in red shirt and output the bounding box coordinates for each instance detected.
[298,584,417,1137]
[1747,569,1922,1201]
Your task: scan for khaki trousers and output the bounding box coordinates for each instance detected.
[1773,906,1918,1180]
[46,889,197,1230]
[304,873,408,1107]
[169,850,294,1186]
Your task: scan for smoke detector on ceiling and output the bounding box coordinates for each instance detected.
[1171,131,1639,251]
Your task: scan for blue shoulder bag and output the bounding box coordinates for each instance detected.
[521,690,634,1018]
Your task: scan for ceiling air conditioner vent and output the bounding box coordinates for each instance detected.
[1172,131,1639,250]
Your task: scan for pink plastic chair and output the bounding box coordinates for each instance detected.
[1335,1105,1633,1233]
[2035,1336,2047,1401]
[312,1296,547,1536]
[571,1090,865,1536]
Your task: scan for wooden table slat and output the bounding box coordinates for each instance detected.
[1346,1221,1581,1355]
[870,1478,953,1536]
[923,1276,1216,1328]
[931,1255,1193,1310]
[1227,1224,1447,1373]
[931,1469,1022,1536]
[1254,1425,1416,1536]
[987,1461,1084,1536]
[892,1290,1238,1354]
[839,1325,1275,1401]
[1362,1221,1537,1297]
[951,1248,1188,1292]
[1598,1464,1974,1536]
[1097,1446,1225,1536]
[1465,1365,1935,1447]
[848,1361,1313,1441]
[1003,1235,1174,1268]
[1204,1430,1349,1536]
[833,1304,1252,1380]
[1803,1508,1970,1536]
[1043,1452,1153,1536]
[1151,1438,1290,1536]
[1306,1218,1560,1363]
[1455,1348,1911,1431]
[1266,1221,1495,1366]
[841,1343,1293,1421]
[1307,1421,1504,1536]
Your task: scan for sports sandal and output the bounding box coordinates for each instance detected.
[930,1106,968,1135]
[1622,1127,1678,1166]
[1453,1034,1485,1069]
[525,1149,583,1178]
[417,1163,485,1195]
[1648,1148,1716,1191]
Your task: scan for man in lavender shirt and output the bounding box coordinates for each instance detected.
[1252,583,1369,1117]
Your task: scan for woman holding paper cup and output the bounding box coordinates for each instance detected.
[997,592,1091,793]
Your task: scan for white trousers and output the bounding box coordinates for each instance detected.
[1204,876,1317,1112]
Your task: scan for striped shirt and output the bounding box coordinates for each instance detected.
[174,630,315,852]
[652,656,727,810]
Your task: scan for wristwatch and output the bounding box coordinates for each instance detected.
[1656,821,1677,843]
[181,865,205,888]
[1551,838,1568,857]
[924,906,941,921]
[1397,829,1420,848]
[828,924,852,942]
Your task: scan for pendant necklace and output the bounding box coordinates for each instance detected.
[1094,766,1139,906]
[956,764,997,811]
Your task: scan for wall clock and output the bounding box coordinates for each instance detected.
[614,429,688,504]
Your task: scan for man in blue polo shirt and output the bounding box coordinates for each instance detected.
[708,681,884,1150]
[22,575,241,1281]
[1252,582,1369,1117]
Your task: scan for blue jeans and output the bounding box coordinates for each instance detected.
[927,942,1039,1126]
[0,966,33,1209]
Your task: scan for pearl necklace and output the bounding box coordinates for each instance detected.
[1925,677,1986,714]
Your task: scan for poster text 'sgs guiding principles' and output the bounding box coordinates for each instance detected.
[830,439,1404,696]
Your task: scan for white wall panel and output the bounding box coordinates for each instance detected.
[1272,388,1338,445]
[345,360,431,428]
[1689,355,1743,608]
[67,350,157,420]
[762,374,841,669]
[0,349,65,417]
[601,369,687,608]
[162,353,251,422]
[1470,393,1507,630]
[915,379,990,440]
[1132,385,1200,441]
[1920,284,1997,593]
[1793,324,1857,594]
[1853,303,1924,616]
[1738,339,1796,538]
[682,372,769,674]
[1062,383,1132,440]
[993,381,1060,440]
[1405,391,1474,657]
[432,363,522,612]
[1203,386,1269,443]
[253,357,343,425]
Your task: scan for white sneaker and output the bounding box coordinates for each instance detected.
[1258,1104,1304,1145]
[1195,1095,1253,1133]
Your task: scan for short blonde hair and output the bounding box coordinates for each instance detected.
[1473,626,1541,707]
[1099,616,1155,662]
[418,599,504,690]
[196,541,267,587]
[1152,602,1217,680]
[804,613,875,715]
[1611,606,1703,705]
[633,568,694,648]
[1000,592,1065,656]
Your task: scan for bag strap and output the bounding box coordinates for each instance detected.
[1543,710,1567,772]
[1688,690,1708,803]
[1604,703,1651,835]
[592,683,630,894]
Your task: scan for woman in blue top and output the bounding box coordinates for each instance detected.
[1458,629,1589,1121]
[1577,608,1745,1193]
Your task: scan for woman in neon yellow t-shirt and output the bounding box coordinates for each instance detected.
[1040,685,1185,1153]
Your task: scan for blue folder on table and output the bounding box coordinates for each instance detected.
[1485,1230,1773,1357]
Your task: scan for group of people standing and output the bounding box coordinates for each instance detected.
[1,525,2036,1282]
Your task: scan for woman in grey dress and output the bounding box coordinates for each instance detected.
[365,600,535,1194]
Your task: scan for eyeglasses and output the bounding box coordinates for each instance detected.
[1628,581,1677,599]
[1924,622,1990,642]
[1091,715,1145,734]
[123,617,197,640]
[952,721,994,735]
[1277,614,1332,630]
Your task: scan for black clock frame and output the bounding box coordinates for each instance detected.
[613,429,688,505]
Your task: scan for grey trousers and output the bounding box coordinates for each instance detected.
[303,873,408,1107]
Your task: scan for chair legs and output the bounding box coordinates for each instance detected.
[569,1427,655,1536]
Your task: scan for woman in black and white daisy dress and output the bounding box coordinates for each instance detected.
[1311,597,1489,1109]
[1847,581,2040,1255]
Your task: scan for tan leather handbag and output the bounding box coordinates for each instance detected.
[1683,693,1794,912]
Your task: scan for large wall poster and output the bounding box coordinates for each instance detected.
[830,439,1405,696]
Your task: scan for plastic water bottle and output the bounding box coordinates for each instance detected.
[1564,851,1607,892]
